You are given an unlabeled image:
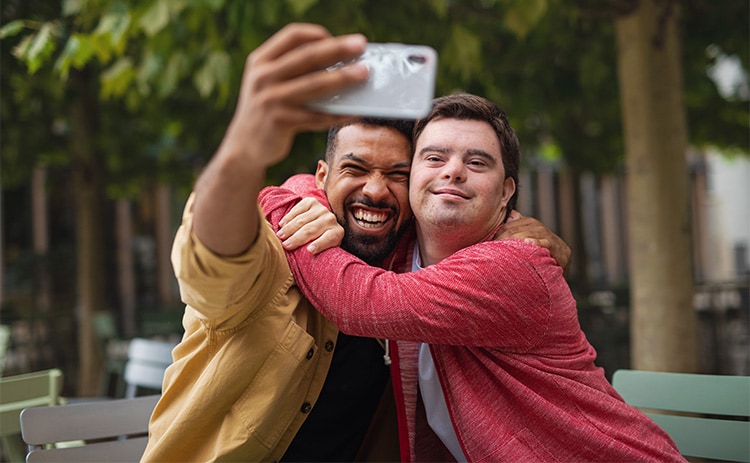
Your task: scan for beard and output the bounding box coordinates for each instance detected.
[339,219,409,266]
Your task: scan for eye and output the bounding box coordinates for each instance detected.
[340,164,368,175]
[388,170,410,181]
[468,159,487,167]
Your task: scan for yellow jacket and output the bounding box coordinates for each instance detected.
[142,196,397,462]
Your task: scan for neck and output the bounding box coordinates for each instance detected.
[415,220,505,267]
[414,225,473,267]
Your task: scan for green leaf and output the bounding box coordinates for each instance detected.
[199,0,226,11]
[55,34,96,77]
[62,0,85,16]
[95,9,132,51]
[11,33,33,60]
[425,0,448,18]
[136,50,163,95]
[28,23,54,58]
[193,50,230,98]
[444,25,482,81]
[158,52,190,98]
[540,140,562,162]
[0,20,25,39]
[54,35,78,77]
[140,0,170,37]
[19,23,59,74]
[285,0,318,16]
[503,0,549,39]
[101,57,136,98]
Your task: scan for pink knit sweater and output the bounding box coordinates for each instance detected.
[261,175,685,463]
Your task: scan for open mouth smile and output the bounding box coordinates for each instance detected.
[350,206,392,229]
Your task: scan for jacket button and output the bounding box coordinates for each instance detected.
[306,348,314,359]
[324,340,334,352]
[301,402,312,414]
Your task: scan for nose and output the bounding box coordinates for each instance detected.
[441,157,465,182]
[362,175,390,202]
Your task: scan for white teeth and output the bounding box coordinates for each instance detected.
[353,209,388,225]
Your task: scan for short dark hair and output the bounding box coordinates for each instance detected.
[413,93,521,213]
[325,117,415,164]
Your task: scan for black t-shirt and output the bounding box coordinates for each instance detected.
[281,332,390,462]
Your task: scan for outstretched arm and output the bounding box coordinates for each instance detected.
[191,25,368,257]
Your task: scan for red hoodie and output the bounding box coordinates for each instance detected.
[260,174,685,463]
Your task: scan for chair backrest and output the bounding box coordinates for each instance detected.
[0,368,63,463]
[123,338,175,398]
[20,394,160,462]
[612,369,750,462]
[0,369,63,437]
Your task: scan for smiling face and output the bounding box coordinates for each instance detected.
[409,117,515,257]
[316,123,413,265]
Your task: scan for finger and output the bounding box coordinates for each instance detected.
[281,227,320,251]
[272,33,367,83]
[281,219,342,251]
[253,23,332,64]
[272,59,370,107]
[243,59,367,133]
[280,222,320,250]
[277,202,324,240]
[522,237,549,248]
[496,224,537,240]
[506,210,523,221]
[252,32,367,99]
[305,227,344,255]
[278,198,316,230]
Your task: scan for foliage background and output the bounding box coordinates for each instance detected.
[1,0,748,395]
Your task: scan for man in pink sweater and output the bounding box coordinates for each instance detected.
[272,93,687,461]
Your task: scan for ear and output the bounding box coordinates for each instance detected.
[499,177,516,222]
[315,160,329,189]
[502,177,516,205]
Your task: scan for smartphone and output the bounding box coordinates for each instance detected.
[309,43,438,119]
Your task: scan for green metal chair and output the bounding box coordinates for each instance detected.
[0,369,63,462]
[19,394,159,462]
[612,369,750,462]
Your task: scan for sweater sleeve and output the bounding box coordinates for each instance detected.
[259,175,330,227]
[171,194,294,329]
[286,239,557,349]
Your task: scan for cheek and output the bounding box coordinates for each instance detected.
[393,183,409,203]
[408,173,427,202]
[397,192,412,218]
[325,186,349,214]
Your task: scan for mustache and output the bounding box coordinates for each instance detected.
[345,197,398,213]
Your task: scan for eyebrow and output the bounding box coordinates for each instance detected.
[340,153,411,170]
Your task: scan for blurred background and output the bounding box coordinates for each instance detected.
[1,0,748,402]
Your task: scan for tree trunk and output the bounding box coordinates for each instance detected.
[116,198,137,338]
[70,70,107,396]
[154,185,175,309]
[31,165,54,367]
[614,0,697,372]
[32,165,51,314]
[0,187,3,307]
